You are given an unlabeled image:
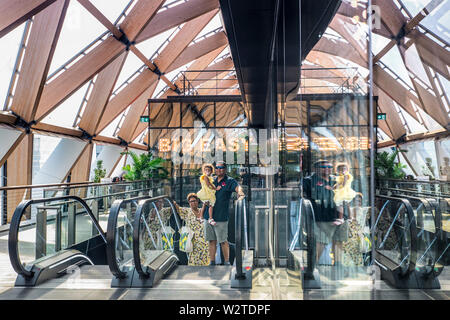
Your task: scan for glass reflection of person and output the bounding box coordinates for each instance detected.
[333,162,357,225]
[141,199,173,252]
[303,160,348,268]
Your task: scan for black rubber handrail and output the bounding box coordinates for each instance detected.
[234,197,246,280]
[374,195,417,276]
[382,194,445,277]
[287,198,316,275]
[106,195,157,279]
[303,199,317,275]
[132,195,181,278]
[8,196,106,278]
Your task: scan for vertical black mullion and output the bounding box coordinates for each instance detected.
[307,99,312,175]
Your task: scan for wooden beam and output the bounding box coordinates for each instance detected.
[97,10,218,134]
[136,0,219,43]
[77,0,122,38]
[329,16,367,64]
[6,134,33,222]
[78,52,128,136]
[372,0,407,36]
[68,143,93,197]
[117,82,158,144]
[373,0,444,63]
[376,87,406,140]
[0,0,57,38]
[96,69,159,135]
[10,0,69,123]
[378,129,449,148]
[118,0,165,41]
[174,45,227,91]
[374,64,421,122]
[313,36,367,67]
[122,46,225,142]
[35,36,125,122]
[153,10,218,72]
[167,31,228,73]
[34,0,165,122]
[0,130,26,169]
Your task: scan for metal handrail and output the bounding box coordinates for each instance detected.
[0,179,157,191]
[132,195,180,278]
[106,194,159,279]
[8,196,106,278]
[234,197,246,280]
[374,195,417,276]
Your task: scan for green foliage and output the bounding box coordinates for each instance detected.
[93,160,106,183]
[374,149,407,179]
[121,151,168,181]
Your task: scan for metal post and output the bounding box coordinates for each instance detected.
[148,102,151,154]
[36,208,47,259]
[55,208,62,251]
[1,162,6,225]
[92,200,99,236]
[368,0,376,288]
[68,203,76,246]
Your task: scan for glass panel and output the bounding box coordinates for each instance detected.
[114,200,137,273]
[138,199,175,268]
[374,198,412,275]
[17,198,103,270]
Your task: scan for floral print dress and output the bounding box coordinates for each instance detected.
[177,207,210,266]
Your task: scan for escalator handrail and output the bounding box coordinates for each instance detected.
[287,198,316,274]
[374,195,418,274]
[234,197,246,280]
[8,196,106,278]
[132,195,181,278]
[383,194,445,276]
[303,198,317,275]
[106,195,160,279]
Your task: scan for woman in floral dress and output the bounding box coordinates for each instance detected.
[174,193,210,266]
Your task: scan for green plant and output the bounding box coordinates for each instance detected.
[374,149,407,179]
[93,160,106,183]
[121,151,168,181]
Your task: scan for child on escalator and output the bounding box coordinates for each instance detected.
[333,162,357,226]
[197,163,217,226]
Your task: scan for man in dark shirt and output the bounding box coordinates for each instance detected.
[204,161,245,265]
[303,160,348,266]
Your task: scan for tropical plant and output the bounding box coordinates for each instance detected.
[121,151,168,181]
[374,149,407,179]
[93,160,106,183]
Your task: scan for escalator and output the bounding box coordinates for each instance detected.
[287,198,319,289]
[8,196,107,286]
[107,194,253,291]
[372,195,442,288]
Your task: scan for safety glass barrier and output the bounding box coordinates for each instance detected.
[9,196,105,278]
[106,195,163,279]
[439,199,449,266]
[408,197,443,277]
[133,196,180,277]
[374,196,416,276]
[288,198,316,275]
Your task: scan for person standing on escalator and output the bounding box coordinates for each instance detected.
[303,160,349,268]
[204,161,245,266]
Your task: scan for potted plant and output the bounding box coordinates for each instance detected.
[374,149,407,187]
[93,160,106,183]
[121,151,168,181]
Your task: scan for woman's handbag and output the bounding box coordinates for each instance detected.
[157,225,175,251]
[179,223,194,253]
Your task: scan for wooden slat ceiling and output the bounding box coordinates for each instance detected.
[0,0,447,154]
